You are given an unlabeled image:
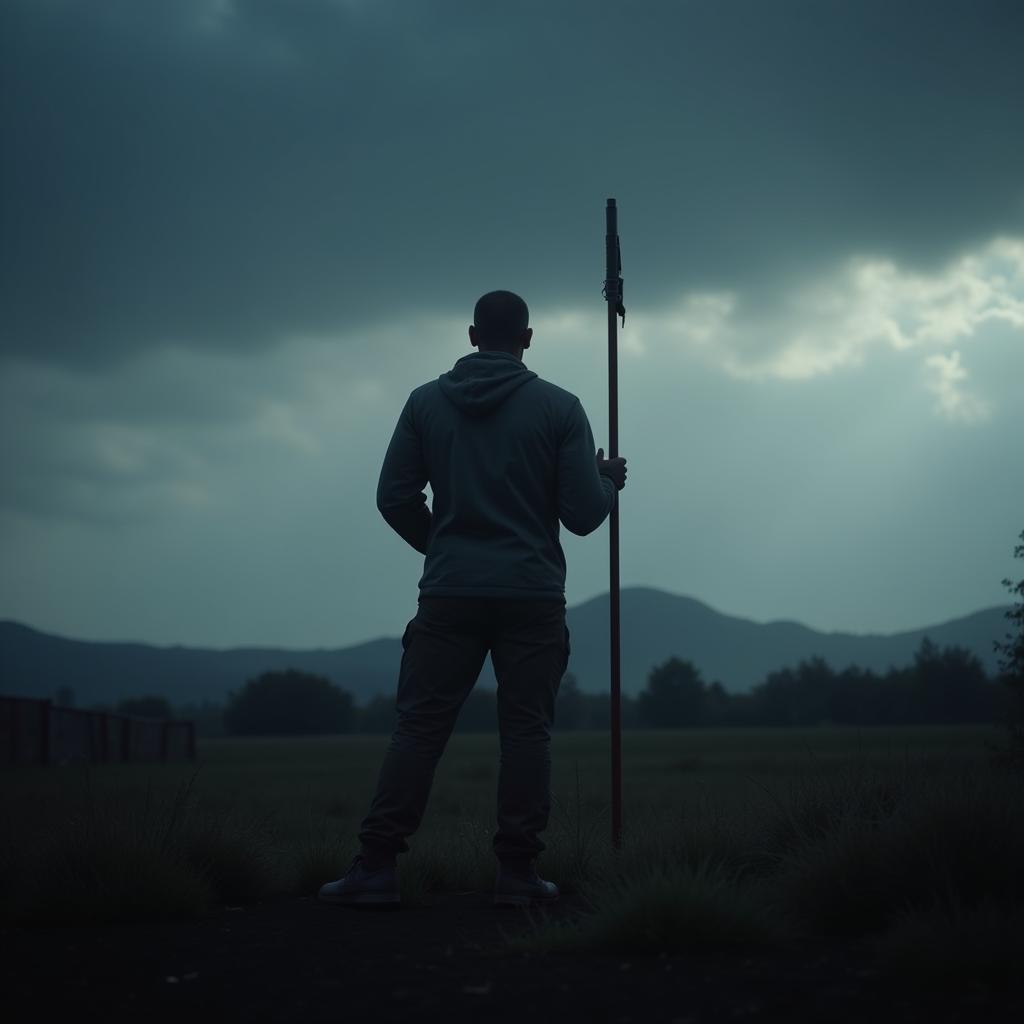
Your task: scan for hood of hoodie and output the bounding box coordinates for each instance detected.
[437,350,538,417]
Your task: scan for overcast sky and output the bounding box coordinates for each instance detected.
[2,0,1022,650]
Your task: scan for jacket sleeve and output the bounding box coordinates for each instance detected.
[376,394,433,555]
[557,398,617,536]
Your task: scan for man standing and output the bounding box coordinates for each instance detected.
[319,290,627,907]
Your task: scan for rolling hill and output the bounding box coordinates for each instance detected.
[0,588,1009,709]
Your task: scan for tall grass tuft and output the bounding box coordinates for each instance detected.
[543,761,610,894]
[764,757,1024,938]
[511,751,1024,956]
[183,804,280,905]
[398,817,496,906]
[292,802,356,897]
[3,770,282,925]
[509,857,790,955]
[742,753,911,874]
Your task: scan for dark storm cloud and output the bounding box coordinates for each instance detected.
[2,0,1022,367]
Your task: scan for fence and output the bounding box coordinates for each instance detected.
[0,696,196,766]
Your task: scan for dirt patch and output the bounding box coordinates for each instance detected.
[4,892,1020,1022]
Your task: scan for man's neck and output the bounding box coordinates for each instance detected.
[478,347,523,362]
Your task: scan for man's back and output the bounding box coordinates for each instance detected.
[376,349,617,601]
[324,291,627,906]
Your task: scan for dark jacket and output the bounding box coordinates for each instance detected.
[376,350,616,601]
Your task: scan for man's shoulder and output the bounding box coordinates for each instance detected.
[528,376,579,407]
[410,380,438,399]
[409,375,579,408]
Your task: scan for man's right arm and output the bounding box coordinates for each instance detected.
[557,398,617,536]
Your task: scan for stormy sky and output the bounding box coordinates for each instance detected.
[2,0,1022,650]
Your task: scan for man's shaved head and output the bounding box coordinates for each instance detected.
[473,291,530,350]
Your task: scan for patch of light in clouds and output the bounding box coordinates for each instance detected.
[600,235,1024,424]
[923,350,991,424]
[6,232,1020,535]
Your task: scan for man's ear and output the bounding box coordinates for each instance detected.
[522,328,533,350]
[469,325,479,348]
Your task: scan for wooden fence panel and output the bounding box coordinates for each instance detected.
[0,696,195,766]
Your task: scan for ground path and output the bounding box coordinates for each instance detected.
[4,891,1019,1021]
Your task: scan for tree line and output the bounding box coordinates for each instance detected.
[57,529,1024,750]
[72,635,1017,738]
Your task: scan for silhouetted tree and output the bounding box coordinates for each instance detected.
[876,666,919,725]
[721,689,758,727]
[344,630,1003,735]
[357,694,397,733]
[910,637,992,723]
[637,657,707,727]
[994,529,1024,762]
[55,686,75,708]
[622,693,641,729]
[554,672,587,730]
[750,657,836,726]
[224,669,354,736]
[583,691,611,729]
[117,695,172,719]
[175,700,226,738]
[702,680,733,727]
[830,665,889,725]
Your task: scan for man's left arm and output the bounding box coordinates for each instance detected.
[376,395,432,555]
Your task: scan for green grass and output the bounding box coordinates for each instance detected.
[2,721,1018,989]
[510,740,1024,991]
[0,770,279,924]
[765,758,1024,939]
[507,856,789,955]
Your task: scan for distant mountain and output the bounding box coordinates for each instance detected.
[563,588,1008,696]
[0,588,1010,709]
[0,624,400,709]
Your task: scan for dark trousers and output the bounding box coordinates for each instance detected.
[358,595,570,865]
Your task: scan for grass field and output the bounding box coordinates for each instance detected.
[3,724,1022,988]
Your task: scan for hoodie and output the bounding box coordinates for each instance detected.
[376,350,617,601]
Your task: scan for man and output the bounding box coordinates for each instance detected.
[319,290,627,908]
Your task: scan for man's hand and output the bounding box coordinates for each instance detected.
[596,448,628,491]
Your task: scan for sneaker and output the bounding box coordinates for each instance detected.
[318,855,400,907]
[493,861,559,907]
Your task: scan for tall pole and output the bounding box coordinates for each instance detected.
[604,198,625,850]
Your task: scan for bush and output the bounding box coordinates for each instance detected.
[637,658,708,728]
[224,669,354,736]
